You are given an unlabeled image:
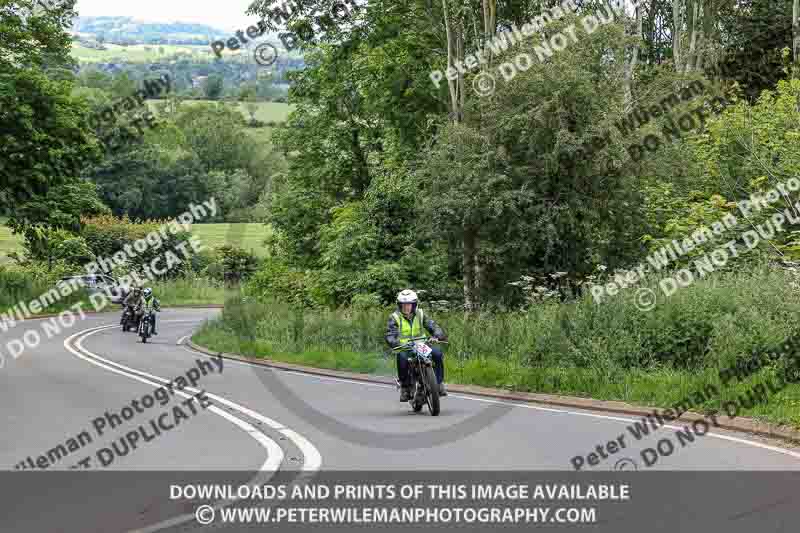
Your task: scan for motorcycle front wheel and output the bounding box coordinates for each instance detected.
[423,366,440,416]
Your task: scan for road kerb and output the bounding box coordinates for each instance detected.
[186,338,800,446]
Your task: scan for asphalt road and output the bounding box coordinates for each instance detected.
[2,308,800,531]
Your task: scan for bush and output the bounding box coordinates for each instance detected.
[0,263,91,314]
[244,260,324,308]
[55,234,95,266]
[189,249,219,275]
[217,245,262,283]
[81,214,195,278]
[12,227,95,269]
[350,293,383,310]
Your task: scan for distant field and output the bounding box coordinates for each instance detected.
[70,40,295,65]
[189,223,272,257]
[0,222,271,264]
[147,100,292,125]
[71,43,214,63]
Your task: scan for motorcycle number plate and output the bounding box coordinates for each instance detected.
[415,343,432,356]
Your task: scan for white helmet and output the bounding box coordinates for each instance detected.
[397,289,419,314]
[397,289,418,304]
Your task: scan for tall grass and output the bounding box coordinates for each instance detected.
[0,272,230,315]
[194,267,800,427]
[0,276,92,316]
[150,277,232,306]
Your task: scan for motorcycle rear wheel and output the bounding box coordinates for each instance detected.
[423,366,440,416]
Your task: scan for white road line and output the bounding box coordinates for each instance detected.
[67,324,322,470]
[63,324,323,531]
[209,351,800,462]
[63,324,284,473]
[71,325,322,472]
[176,335,189,345]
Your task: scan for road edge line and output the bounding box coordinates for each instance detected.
[186,339,800,447]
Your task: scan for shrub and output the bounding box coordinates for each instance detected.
[0,263,90,314]
[244,260,329,308]
[189,249,219,275]
[216,245,262,283]
[12,227,95,269]
[350,293,383,310]
[81,214,195,278]
[55,234,95,266]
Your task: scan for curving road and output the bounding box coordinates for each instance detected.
[2,308,800,531]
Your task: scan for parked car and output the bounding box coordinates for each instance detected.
[57,275,130,304]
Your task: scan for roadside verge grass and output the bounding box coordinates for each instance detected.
[1,276,231,318]
[192,268,800,429]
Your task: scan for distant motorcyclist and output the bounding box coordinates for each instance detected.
[122,287,142,327]
[136,288,161,335]
[385,289,448,401]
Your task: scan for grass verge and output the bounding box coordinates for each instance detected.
[1,276,231,318]
[192,267,800,429]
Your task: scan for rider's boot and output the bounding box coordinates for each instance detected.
[439,383,448,397]
[400,386,412,402]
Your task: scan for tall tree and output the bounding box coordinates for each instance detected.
[0,0,97,206]
[794,0,800,77]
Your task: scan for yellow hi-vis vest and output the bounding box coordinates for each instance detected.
[393,309,425,344]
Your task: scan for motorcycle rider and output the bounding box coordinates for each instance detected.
[136,287,161,335]
[122,286,142,328]
[385,289,448,401]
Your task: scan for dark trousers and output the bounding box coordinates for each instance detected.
[397,347,444,387]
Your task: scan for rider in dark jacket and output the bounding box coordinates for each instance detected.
[385,289,448,401]
[122,287,142,327]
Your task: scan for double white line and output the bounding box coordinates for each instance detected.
[63,322,322,532]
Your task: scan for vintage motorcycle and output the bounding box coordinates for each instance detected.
[137,303,157,343]
[392,336,447,416]
[120,305,139,332]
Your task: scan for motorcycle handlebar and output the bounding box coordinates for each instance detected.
[392,337,449,351]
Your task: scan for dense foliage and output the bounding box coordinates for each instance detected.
[242,0,800,310]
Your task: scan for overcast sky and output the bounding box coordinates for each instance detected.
[74,0,261,31]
